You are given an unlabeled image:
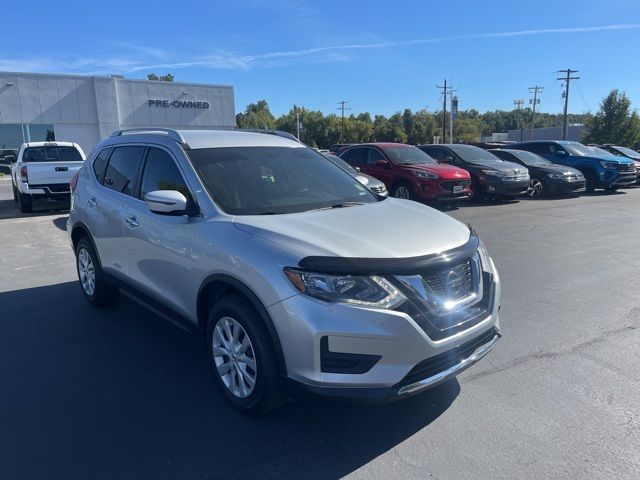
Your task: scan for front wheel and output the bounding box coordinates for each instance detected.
[582,171,597,192]
[207,294,285,414]
[526,178,544,198]
[392,182,414,200]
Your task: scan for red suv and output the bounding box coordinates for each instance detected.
[337,143,472,201]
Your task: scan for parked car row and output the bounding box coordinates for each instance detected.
[334,140,638,201]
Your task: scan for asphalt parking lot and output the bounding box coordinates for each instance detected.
[1,176,639,480]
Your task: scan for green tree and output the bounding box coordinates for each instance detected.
[146,73,174,82]
[236,100,276,130]
[583,90,640,146]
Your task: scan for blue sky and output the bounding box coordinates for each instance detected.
[1,0,639,117]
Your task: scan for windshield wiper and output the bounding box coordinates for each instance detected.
[260,211,286,215]
[306,202,365,212]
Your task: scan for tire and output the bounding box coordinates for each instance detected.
[12,184,18,202]
[605,185,619,192]
[206,293,286,414]
[525,178,544,198]
[75,237,119,307]
[471,177,485,201]
[392,181,414,200]
[18,193,33,213]
[581,170,597,192]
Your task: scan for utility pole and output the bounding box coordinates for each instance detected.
[556,68,580,140]
[528,86,543,140]
[295,107,300,141]
[436,79,454,143]
[337,100,350,143]
[514,99,524,141]
[449,92,458,143]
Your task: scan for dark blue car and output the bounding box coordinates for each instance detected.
[504,141,636,192]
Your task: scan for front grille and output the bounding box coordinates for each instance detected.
[396,327,498,389]
[440,180,471,192]
[421,258,473,300]
[503,171,529,181]
[616,163,636,173]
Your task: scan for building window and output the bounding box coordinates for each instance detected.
[0,124,55,149]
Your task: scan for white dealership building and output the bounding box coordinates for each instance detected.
[0,71,236,154]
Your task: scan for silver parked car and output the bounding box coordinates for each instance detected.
[323,152,388,196]
[68,128,501,413]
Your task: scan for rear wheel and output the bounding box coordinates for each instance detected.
[18,193,33,213]
[75,237,119,307]
[392,182,414,200]
[525,178,544,198]
[207,294,285,414]
[12,185,18,202]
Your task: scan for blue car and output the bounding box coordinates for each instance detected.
[504,141,636,192]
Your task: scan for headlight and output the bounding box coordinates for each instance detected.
[600,161,618,170]
[548,172,568,179]
[284,268,406,309]
[477,239,494,274]
[414,170,439,179]
[482,169,504,177]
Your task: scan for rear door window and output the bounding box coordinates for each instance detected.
[23,146,83,162]
[342,148,367,165]
[102,146,145,197]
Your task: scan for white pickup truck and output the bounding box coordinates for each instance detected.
[9,141,85,213]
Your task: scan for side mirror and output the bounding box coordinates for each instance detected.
[144,190,188,215]
[4,155,15,163]
[555,150,566,156]
[376,159,389,168]
[443,156,455,163]
[355,166,361,172]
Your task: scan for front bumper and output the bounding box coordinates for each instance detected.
[482,179,529,196]
[268,257,501,400]
[547,178,586,194]
[599,172,637,187]
[414,178,473,201]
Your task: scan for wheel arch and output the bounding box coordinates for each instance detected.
[197,273,287,376]
[70,222,103,267]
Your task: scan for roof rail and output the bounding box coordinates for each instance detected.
[237,128,301,143]
[110,128,187,145]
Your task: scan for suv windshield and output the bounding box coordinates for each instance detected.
[609,146,640,159]
[449,145,502,164]
[23,146,83,162]
[385,146,437,165]
[512,150,552,166]
[563,143,597,156]
[188,146,377,215]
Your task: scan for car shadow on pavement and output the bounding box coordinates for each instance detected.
[52,216,69,231]
[0,198,68,220]
[0,281,459,480]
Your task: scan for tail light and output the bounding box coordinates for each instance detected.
[19,166,28,183]
[70,172,79,192]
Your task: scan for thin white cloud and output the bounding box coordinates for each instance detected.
[0,23,638,75]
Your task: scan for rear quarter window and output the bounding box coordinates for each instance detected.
[92,148,113,183]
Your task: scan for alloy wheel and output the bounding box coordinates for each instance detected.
[212,317,257,398]
[78,248,96,296]
[395,185,411,199]
[526,179,543,198]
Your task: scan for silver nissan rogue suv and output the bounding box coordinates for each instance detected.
[68,128,501,413]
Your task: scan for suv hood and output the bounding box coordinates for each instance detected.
[405,163,470,179]
[469,159,528,174]
[532,164,582,175]
[233,198,471,259]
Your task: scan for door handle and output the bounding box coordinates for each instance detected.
[87,197,97,207]
[125,216,139,228]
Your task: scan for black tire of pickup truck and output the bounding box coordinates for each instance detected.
[12,184,18,202]
[19,193,33,213]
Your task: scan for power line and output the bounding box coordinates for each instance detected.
[337,100,351,142]
[528,86,544,140]
[556,68,580,140]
